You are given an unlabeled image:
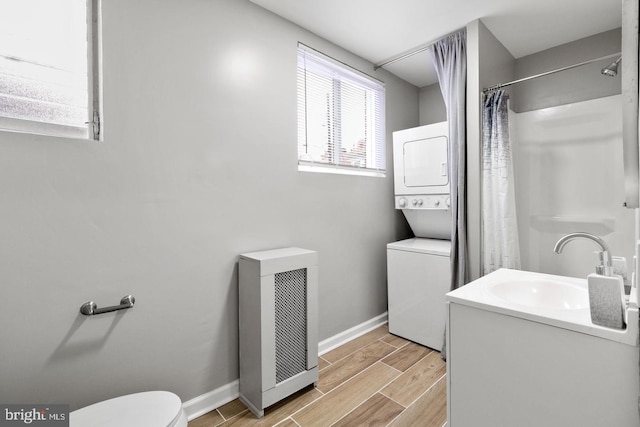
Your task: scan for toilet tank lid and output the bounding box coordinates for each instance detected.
[69,391,183,427]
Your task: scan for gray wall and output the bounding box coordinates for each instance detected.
[419,83,446,125]
[514,28,621,112]
[0,0,418,409]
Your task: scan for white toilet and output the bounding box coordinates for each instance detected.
[69,391,188,427]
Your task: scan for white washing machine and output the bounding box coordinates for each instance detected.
[387,238,451,350]
[387,122,452,350]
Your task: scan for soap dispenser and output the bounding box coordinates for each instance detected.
[587,251,626,329]
[554,232,626,329]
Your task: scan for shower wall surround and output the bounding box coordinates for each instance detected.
[505,29,630,278]
[512,95,635,278]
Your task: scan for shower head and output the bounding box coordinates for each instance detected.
[601,57,622,77]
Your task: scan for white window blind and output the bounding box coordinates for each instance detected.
[0,0,100,140]
[297,44,385,176]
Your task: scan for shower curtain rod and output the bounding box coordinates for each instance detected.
[373,28,464,71]
[483,52,621,93]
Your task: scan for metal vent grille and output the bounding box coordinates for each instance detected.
[274,268,308,384]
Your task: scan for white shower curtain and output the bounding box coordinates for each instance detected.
[482,90,521,274]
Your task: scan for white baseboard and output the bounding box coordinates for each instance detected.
[182,312,388,421]
[182,380,239,421]
[318,312,388,355]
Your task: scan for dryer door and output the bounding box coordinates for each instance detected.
[393,122,450,196]
[403,135,449,188]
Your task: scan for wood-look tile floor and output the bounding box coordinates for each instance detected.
[188,324,447,427]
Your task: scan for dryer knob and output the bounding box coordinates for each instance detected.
[446,197,451,207]
[398,197,407,207]
[434,200,440,207]
[417,199,423,206]
[412,199,418,206]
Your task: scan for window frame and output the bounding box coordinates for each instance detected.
[297,43,386,177]
[0,0,102,141]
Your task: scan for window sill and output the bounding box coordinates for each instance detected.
[0,117,95,142]
[298,163,386,178]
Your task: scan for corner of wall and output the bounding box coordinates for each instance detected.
[465,19,517,282]
[466,20,482,282]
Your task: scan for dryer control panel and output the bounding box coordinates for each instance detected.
[395,194,450,210]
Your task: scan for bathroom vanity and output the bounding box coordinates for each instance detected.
[446,269,640,427]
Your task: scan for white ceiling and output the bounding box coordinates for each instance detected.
[249,0,622,87]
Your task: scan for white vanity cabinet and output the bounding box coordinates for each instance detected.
[446,301,640,426]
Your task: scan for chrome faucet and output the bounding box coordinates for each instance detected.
[553,232,613,276]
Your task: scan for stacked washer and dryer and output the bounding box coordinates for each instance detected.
[387,122,451,352]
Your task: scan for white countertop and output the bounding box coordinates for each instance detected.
[446,268,639,346]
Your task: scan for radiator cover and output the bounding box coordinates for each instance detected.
[238,248,318,418]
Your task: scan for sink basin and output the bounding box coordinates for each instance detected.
[447,268,638,346]
[487,279,589,310]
